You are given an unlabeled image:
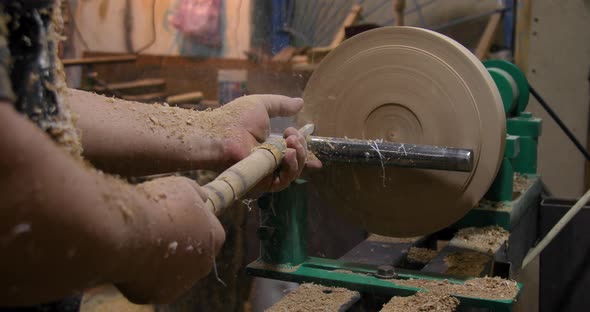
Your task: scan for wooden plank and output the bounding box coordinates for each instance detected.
[166,91,204,105]
[62,55,137,66]
[290,55,309,64]
[272,46,297,62]
[475,12,503,60]
[82,52,308,102]
[93,78,165,92]
[514,0,533,72]
[123,92,167,102]
[525,0,590,198]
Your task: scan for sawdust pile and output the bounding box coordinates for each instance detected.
[407,247,437,264]
[452,226,509,254]
[80,285,154,312]
[444,252,491,277]
[513,173,531,193]
[332,269,363,275]
[393,277,518,300]
[380,292,459,312]
[266,283,360,312]
[247,261,301,273]
[368,234,422,244]
[477,200,508,210]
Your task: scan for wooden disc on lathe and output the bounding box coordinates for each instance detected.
[299,27,506,237]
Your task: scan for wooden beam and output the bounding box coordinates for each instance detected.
[62,55,137,66]
[475,12,503,60]
[93,78,165,92]
[272,46,298,62]
[329,4,363,49]
[123,92,167,102]
[514,0,533,71]
[166,91,204,105]
[393,0,406,26]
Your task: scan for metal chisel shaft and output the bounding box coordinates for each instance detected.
[271,134,473,172]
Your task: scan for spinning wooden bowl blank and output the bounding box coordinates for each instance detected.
[299,27,506,236]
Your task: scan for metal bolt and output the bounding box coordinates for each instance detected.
[374,265,397,279]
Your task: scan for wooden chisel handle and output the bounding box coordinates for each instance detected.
[203,124,314,216]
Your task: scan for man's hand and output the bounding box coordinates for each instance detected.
[117,177,225,304]
[217,95,322,192]
[69,89,322,180]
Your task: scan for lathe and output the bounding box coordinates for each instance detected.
[204,26,542,311]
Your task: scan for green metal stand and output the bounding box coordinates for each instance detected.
[247,180,525,311]
[483,60,542,202]
[257,180,308,265]
[247,60,540,312]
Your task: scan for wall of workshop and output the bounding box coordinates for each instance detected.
[69,0,251,58]
[279,0,504,52]
[519,0,590,198]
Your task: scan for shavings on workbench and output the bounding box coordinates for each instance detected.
[476,200,509,211]
[380,292,459,312]
[332,269,366,276]
[444,251,491,277]
[247,261,301,273]
[265,283,360,312]
[451,226,509,254]
[407,247,437,264]
[392,276,518,300]
[513,173,532,193]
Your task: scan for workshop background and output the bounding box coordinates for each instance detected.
[63,0,590,199]
[58,0,590,311]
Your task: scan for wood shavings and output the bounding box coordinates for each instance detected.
[148,116,160,126]
[393,276,518,300]
[477,200,509,211]
[81,285,154,312]
[247,261,300,273]
[513,173,531,193]
[306,150,320,163]
[407,247,437,264]
[452,226,509,254]
[380,292,459,312]
[367,234,422,244]
[266,283,360,312]
[101,173,139,222]
[444,252,491,277]
[368,139,387,186]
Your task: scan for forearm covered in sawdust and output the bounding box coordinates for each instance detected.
[68,88,238,177]
[0,103,155,305]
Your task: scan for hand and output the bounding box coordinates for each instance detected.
[216,95,322,193]
[117,176,225,304]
